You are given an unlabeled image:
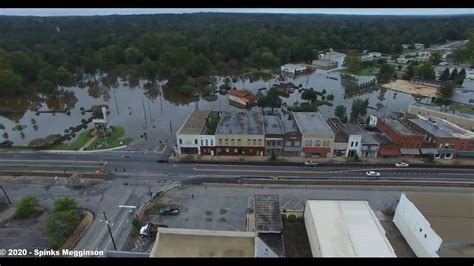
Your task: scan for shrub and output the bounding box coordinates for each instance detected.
[270,152,277,161]
[53,197,78,213]
[15,195,42,219]
[44,197,82,249]
[281,214,287,221]
[288,214,297,223]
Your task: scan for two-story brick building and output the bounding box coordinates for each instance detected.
[293,112,335,157]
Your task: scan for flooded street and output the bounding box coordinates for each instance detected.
[0,70,426,147]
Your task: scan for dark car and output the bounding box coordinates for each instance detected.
[156,159,169,163]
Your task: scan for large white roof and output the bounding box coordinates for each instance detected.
[306,200,396,257]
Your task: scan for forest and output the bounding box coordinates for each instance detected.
[0,13,473,97]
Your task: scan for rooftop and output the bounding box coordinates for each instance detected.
[280,115,300,134]
[263,115,283,135]
[177,111,211,135]
[410,102,474,120]
[305,200,396,257]
[255,194,282,233]
[281,64,307,70]
[216,112,264,135]
[408,118,456,138]
[293,112,334,136]
[366,131,393,145]
[320,51,346,60]
[405,192,474,257]
[150,228,256,257]
[382,118,421,136]
[327,118,348,143]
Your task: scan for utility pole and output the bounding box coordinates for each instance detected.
[113,87,119,115]
[0,186,12,204]
[169,120,173,137]
[141,97,148,129]
[103,211,118,251]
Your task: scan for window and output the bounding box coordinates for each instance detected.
[179,139,182,144]
[306,139,312,146]
[424,234,427,238]
[219,139,222,145]
[195,139,198,145]
[247,139,251,146]
[355,142,358,147]
[277,141,281,146]
[231,139,235,145]
[272,141,275,146]
[201,140,203,146]
[226,148,229,152]
[237,139,241,145]
[295,141,301,147]
[234,148,238,153]
[258,139,262,145]
[286,141,291,146]
[419,228,422,232]
[324,140,329,146]
[267,141,271,146]
[351,142,354,147]
[205,139,208,146]
[210,140,214,146]
[225,139,229,145]
[253,139,256,145]
[316,140,321,146]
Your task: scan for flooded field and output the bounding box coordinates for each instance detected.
[0,69,427,147]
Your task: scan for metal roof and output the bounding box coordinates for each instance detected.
[216,111,264,135]
[263,115,283,135]
[177,111,211,135]
[293,112,334,136]
[255,194,282,233]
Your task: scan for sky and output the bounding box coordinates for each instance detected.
[0,8,473,17]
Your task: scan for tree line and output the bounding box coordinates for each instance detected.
[0,13,472,97]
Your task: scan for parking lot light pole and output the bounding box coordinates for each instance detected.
[103,211,118,251]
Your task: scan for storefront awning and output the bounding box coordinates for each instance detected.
[302,147,331,154]
[400,148,421,155]
[420,148,438,155]
[378,147,401,157]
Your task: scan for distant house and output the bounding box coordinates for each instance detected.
[414,43,425,50]
[312,49,346,70]
[401,44,410,49]
[229,90,257,107]
[360,52,382,62]
[280,64,308,74]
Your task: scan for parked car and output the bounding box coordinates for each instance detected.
[395,162,409,168]
[366,171,381,177]
[156,159,169,163]
[304,160,318,167]
[159,207,179,216]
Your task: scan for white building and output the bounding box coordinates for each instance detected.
[280,64,308,74]
[393,192,474,257]
[361,52,382,62]
[176,111,217,155]
[414,43,425,50]
[304,200,396,257]
[312,49,346,70]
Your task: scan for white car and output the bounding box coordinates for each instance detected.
[395,162,409,168]
[366,171,381,177]
[304,160,318,167]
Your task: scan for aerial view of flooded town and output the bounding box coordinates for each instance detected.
[0,8,473,260]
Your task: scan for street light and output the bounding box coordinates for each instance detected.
[102,211,118,251]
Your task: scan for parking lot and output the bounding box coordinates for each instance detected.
[147,184,412,233]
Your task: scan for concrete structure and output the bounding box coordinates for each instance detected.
[215,112,265,156]
[280,64,308,74]
[176,111,217,155]
[293,112,335,157]
[393,192,474,257]
[304,200,396,257]
[229,90,257,108]
[150,228,278,257]
[254,195,282,234]
[377,118,424,148]
[361,52,382,62]
[312,49,346,70]
[280,113,302,156]
[263,115,284,156]
[451,79,474,106]
[407,102,474,130]
[92,106,110,134]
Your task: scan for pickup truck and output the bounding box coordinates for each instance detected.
[139,223,168,237]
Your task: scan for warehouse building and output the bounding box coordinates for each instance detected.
[304,200,396,257]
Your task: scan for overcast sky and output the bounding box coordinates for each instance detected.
[0,8,473,17]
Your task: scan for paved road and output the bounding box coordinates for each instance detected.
[1,150,474,253]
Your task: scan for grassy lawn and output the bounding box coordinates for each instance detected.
[87,126,132,150]
[359,67,380,76]
[49,129,94,150]
[449,103,474,114]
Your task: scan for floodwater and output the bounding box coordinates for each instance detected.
[0,69,428,147]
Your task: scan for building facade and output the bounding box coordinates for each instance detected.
[293,112,335,157]
[176,111,217,155]
[377,118,424,148]
[407,103,474,130]
[263,115,284,156]
[280,113,302,157]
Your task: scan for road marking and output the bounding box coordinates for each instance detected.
[193,167,385,174]
[0,159,98,163]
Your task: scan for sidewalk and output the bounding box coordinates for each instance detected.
[173,154,474,166]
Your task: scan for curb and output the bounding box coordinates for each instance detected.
[44,145,128,153]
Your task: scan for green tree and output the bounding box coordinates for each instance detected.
[0,69,24,96]
[350,99,369,123]
[439,67,450,81]
[125,47,144,64]
[402,65,415,80]
[431,52,442,65]
[15,195,42,219]
[44,210,82,249]
[416,63,435,80]
[53,197,78,213]
[438,82,455,104]
[346,52,361,75]
[0,124,4,130]
[265,88,283,114]
[377,63,396,84]
[301,89,318,104]
[450,68,458,81]
[335,105,348,123]
[397,64,403,70]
